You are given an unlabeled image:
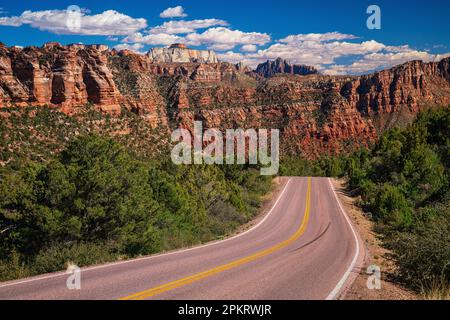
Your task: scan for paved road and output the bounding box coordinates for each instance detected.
[0,177,364,300]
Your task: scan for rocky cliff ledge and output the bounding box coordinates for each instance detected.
[0,42,120,114]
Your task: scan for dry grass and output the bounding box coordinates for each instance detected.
[420,279,450,300]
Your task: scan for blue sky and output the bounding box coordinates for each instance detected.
[0,0,449,74]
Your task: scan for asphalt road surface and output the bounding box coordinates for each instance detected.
[0,177,364,300]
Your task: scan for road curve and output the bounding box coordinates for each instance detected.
[0,177,364,300]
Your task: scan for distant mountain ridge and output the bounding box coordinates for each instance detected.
[254,57,319,78]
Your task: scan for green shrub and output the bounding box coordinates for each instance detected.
[374,184,413,228]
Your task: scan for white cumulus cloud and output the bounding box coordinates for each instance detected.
[241,44,257,52]
[0,9,147,35]
[185,27,271,51]
[160,6,187,18]
[217,51,246,63]
[149,19,228,35]
[217,31,450,74]
[113,43,145,53]
[279,32,359,43]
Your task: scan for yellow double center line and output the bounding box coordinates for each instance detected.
[120,177,312,300]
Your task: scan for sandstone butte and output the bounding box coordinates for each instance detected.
[1,42,449,158]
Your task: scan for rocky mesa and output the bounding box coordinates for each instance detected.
[254,57,319,78]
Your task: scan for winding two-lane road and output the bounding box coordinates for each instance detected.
[0,177,364,300]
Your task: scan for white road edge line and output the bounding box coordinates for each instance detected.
[0,178,293,289]
[325,178,361,300]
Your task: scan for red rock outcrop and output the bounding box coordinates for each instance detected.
[341,60,450,116]
[108,50,167,124]
[338,59,450,133]
[0,42,120,114]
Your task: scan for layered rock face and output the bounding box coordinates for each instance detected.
[1,41,450,157]
[343,60,450,113]
[340,59,450,131]
[0,42,120,114]
[146,44,218,63]
[255,58,319,78]
[147,57,450,157]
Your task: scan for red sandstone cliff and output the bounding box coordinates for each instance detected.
[1,42,449,157]
[255,57,319,78]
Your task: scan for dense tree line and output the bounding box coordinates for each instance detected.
[0,134,271,281]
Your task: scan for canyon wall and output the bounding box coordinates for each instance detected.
[1,42,449,157]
